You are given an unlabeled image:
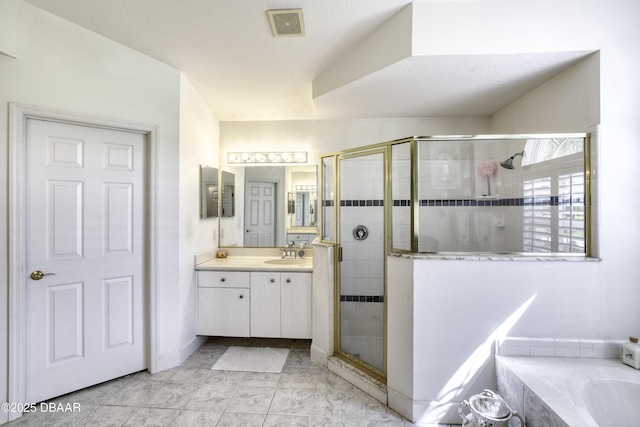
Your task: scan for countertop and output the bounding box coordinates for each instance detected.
[286,226,317,234]
[195,256,313,272]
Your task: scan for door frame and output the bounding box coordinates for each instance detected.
[7,103,159,419]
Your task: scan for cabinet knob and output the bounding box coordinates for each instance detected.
[239,294,244,299]
[221,277,226,282]
[270,278,275,283]
[286,278,291,283]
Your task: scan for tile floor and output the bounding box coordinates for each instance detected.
[5,337,452,426]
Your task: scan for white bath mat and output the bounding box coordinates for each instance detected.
[212,346,289,373]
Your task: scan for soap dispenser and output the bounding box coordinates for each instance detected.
[622,336,640,369]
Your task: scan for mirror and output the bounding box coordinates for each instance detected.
[221,170,235,217]
[200,165,218,219]
[289,170,317,227]
[219,165,317,247]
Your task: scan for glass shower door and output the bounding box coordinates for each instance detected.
[336,150,386,378]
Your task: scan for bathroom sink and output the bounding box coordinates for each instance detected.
[264,259,310,266]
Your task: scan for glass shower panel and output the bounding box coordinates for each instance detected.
[338,151,385,374]
[417,139,476,252]
[321,156,335,242]
[414,136,587,254]
[391,142,411,251]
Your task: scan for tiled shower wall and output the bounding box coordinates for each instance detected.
[339,154,385,371]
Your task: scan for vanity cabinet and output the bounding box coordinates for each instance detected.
[197,271,250,337]
[197,269,311,339]
[250,272,312,339]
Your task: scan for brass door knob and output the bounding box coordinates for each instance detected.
[30,270,55,281]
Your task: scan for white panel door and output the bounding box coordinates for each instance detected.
[25,119,147,403]
[244,180,275,246]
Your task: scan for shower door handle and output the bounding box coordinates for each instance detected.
[337,246,343,262]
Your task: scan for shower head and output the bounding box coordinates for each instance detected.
[500,151,525,169]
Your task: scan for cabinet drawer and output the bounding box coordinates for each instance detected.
[197,271,250,288]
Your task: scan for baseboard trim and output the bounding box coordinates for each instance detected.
[180,335,207,364]
[310,344,329,367]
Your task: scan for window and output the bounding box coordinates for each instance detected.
[523,170,585,253]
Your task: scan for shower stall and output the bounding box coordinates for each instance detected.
[321,133,591,382]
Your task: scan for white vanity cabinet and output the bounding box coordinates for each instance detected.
[250,271,312,339]
[197,271,250,337]
[197,266,311,339]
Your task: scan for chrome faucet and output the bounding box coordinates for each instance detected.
[282,241,296,258]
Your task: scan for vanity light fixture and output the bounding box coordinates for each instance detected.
[295,185,316,191]
[227,152,308,164]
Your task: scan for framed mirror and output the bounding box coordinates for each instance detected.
[199,165,218,219]
[219,165,317,247]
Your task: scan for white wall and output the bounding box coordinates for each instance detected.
[490,52,600,133]
[0,0,19,58]
[178,75,220,360]
[0,3,183,416]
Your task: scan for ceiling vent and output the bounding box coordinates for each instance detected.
[267,9,305,37]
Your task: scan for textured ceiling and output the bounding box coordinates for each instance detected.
[24,0,590,121]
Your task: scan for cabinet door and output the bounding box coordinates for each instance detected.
[281,273,312,339]
[250,272,281,338]
[197,287,250,337]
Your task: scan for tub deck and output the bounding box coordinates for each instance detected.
[496,356,640,427]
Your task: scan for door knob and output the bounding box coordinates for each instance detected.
[30,270,55,281]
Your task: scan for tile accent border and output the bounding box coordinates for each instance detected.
[327,196,583,207]
[340,199,384,207]
[496,336,625,359]
[340,295,384,303]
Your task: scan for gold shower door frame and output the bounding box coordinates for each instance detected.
[331,146,391,383]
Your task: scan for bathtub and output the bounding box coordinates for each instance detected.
[496,356,640,427]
